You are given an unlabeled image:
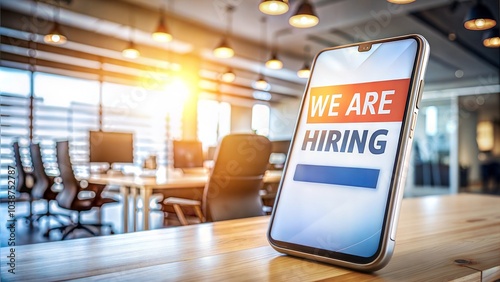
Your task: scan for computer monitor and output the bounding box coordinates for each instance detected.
[89,131,134,164]
[173,140,204,169]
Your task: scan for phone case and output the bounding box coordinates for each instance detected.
[267,34,430,272]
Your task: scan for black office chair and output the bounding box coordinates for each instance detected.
[46,141,117,239]
[29,143,72,232]
[7,142,34,225]
[163,134,272,225]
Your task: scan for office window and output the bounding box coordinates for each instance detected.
[0,68,32,193]
[0,67,31,96]
[252,104,270,136]
[101,82,173,166]
[197,99,231,148]
[0,67,181,192]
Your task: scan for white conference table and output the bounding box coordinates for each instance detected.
[88,168,282,232]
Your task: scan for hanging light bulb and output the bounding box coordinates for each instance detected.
[254,17,272,92]
[220,68,236,83]
[289,0,319,28]
[44,22,67,45]
[297,62,310,78]
[213,37,234,58]
[122,41,140,59]
[253,74,271,91]
[483,28,500,47]
[297,45,311,78]
[44,4,67,45]
[123,7,139,59]
[259,0,289,16]
[265,52,283,69]
[152,13,172,42]
[213,6,235,58]
[463,0,497,30]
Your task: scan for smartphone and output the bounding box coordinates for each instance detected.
[267,34,429,272]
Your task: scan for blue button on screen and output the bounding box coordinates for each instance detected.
[293,164,379,189]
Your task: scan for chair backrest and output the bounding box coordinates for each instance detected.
[55,141,80,209]
[12,142,29,194]
[203,134,271,222]
[30,143,50,200]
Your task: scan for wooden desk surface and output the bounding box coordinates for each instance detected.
[2,194,499,281]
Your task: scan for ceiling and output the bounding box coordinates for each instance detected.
[1,0,499,103]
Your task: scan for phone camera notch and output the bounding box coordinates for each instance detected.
[358,44,372,52]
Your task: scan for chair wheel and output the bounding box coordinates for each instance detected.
[110,230,115,235]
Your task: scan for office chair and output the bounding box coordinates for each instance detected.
[163,134,272,225]
[46,141,117,239]
[29,143,72,232]
[8,142,34,225]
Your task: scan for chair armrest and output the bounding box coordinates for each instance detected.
[164,197,201,206]
[163,197,205,225]
[77,182,106,202]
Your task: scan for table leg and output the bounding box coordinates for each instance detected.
[141,187,152,230]
[120,186,129,233]
[131,187,137,232]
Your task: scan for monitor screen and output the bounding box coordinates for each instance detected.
[173,140,204,169]
[89,131,134,164]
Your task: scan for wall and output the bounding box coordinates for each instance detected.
[269,97,301,140]
[459,110,480,184]
[230,105,253,133]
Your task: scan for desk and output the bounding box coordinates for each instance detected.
[88,169,282,232]
[2,194,499,281]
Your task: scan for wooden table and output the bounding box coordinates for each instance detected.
[2,194,499,281]
[88,169,283,232]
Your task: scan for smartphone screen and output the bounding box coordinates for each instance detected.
[268,36,428,267]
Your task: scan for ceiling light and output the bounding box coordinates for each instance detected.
[253,74,271,91]
[289,0,319,28]
[152,14,172,42]
[44,22,67,45]
[213,6,235,58]
[213,37,234,58]
[44,4,67,45]
[297,45,311,78]
[386,0,416,4]
[297,62,310,78]
[259,0,289,16]
[220,68,236,83]
[265,52,283,69]
[254,17,272,92]
[463,1,497,30]
[483,28,500,47]
[253,91,272,101]
[448,32,457,41]
[122,41,140,59]
[123,6,139,59]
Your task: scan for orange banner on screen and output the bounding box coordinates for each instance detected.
[307,79,410,123]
